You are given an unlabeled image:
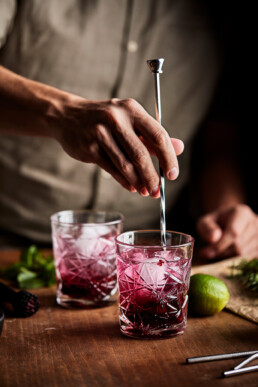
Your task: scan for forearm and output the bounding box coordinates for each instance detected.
[0,65,68,137]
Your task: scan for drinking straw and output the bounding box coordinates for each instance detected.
[223,365,258,377]
[234,352,258,370]
[186,350,258,364]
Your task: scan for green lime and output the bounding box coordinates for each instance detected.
[188,273,230,316]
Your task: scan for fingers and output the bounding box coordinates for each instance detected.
[117,131,160,197]
[197,209,236,259]
[96,124,159,197]
[197,205,257,259]
[96,150,136,193]
[197,213,223,243]
[139,137,184,157]
[95,124,143,193]
[138,119,179,180]
[171,138,184,156]
[211,207,254,257]
[119,99,180,181]
[109,110,161,197]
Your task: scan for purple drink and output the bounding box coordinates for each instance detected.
[55,229,117,303]
[116,231,194,338]
[51,210,123,307]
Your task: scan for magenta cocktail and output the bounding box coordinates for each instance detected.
[116,231,194,338]
[51,210,123,307]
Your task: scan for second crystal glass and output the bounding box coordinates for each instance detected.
[51,210,123,308]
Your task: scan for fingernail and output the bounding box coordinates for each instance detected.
[167,167,179,180]
[139,187,149,197]
[130,186,137,193]
[150,185,159,197]
[178,139,184,151]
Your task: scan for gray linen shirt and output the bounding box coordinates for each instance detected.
[0,0,222,243]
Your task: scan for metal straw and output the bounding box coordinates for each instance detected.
[223,365,258,378]
[147,58,166,246]
[186,350,258,364]
[234,352,258,370]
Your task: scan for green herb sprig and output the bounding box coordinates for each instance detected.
[0,245,56,289]
[231,258,258,292]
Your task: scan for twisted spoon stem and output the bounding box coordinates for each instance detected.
[147,59,166,246]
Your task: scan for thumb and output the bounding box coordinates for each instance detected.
[197,213,223,243]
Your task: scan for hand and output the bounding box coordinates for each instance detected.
[196,204,258,259]
[53,97,184,197]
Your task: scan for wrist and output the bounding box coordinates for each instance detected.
[44,88,88,142]
[42,88,69,140]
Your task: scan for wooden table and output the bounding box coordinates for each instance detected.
[0,250,257,387]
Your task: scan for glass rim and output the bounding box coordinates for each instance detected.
[50,209,124,226]
[115,229,194,249]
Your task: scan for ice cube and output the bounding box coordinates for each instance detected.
[137,260,166,286]
[73,226,114,259]
[123,257,166,289]
[79,225,112,238]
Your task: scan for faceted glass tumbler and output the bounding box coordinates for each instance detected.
[51,210,123,308]
[116,230,194,338]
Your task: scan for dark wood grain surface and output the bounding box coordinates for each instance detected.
[0,250,257,387]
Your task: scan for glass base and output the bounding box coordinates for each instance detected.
[56,290,118,309]
[120,325,185,339]
[120,328,185,339]
[119,314,186,339]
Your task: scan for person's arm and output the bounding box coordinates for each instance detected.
[0,65,183,197]
[195,120,258,259]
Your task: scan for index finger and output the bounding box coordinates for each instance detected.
[139,137,185,157]
[121,99,179,181]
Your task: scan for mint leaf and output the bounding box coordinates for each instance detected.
[21,244,38,267]
[0,245,56,289]
[17,267,37,282]
[19,277,46,289]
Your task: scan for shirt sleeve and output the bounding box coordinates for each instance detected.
[0,0,17,49]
